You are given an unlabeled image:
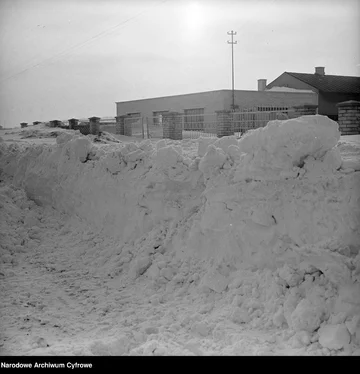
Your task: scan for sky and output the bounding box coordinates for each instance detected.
[0,0,359,127]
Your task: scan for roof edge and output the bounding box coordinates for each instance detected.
[116,89,232,104]
[285,71,360,79]
[116,88,316,104]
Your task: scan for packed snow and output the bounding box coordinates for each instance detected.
[0,116,359,356]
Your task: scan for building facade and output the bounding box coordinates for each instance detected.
[265,67,360,120]
[116,88,317,125]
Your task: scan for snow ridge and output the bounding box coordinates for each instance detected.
[0,115,359,356]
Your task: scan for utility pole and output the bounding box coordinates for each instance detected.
[227,30,237,111]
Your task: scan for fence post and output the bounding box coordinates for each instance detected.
[336,100,360,135]
[49,120,60,128]
[20,122,28,128]
[162,112,182,140]
[216,110,233,137]
[141,117,145,139]
[146,117,150,138]
[89,116,100,135]
[115,115,125,135]
[68,118,79,130]
[54,120,62,127]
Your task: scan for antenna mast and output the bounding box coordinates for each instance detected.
[227,30,237,111]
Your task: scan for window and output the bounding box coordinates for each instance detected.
[153,111,169,126]
[184,108,204,130]
[257,106,289,113]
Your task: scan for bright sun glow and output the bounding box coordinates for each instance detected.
[184,2,205,32]
[180,1,208,45]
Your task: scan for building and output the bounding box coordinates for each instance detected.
[266,67,360,120]
[116,86,317,127]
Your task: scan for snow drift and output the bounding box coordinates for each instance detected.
[0,115,359,355]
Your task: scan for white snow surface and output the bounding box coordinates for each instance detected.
[0,116,359,356]
[266,86,315,93]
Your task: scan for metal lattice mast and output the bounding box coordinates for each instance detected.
[227,30,237,111]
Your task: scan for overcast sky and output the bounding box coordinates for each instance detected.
[0,0,359,127]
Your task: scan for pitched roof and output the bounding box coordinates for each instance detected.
[285,72,360,93]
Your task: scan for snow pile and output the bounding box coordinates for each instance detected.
[337,135,360,171]
[0,116,360,356]
[232,115,341,181]
[20,129,64,139]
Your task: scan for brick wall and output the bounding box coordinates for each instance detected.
[290,104,318,117]
[89,117,100,135]
[216,110,234,137]
[115,116,125,135]
[336,100,360,135]
[68,118,78,130]
[49,120,61,128]
[162,112,182,140]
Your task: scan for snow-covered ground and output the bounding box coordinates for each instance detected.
[0,116,359,356]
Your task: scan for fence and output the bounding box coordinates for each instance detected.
[43,104,320,140]
[62,117,118,137]
[232,107,294,135]
[145,112,216,139]
[144,107,296,139]
[72,116,145,138]
[143,108,290,139]
[46,110,294,139]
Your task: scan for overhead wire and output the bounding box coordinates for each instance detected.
[0,0,171,84]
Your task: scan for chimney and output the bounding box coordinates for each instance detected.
[258,79,267,91]
[315,66,325,76]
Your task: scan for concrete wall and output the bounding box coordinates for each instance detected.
[116,90,227,119]
[228,90,318,110]
[116,89,318,119]
[319,92,360,117]
[266,72,318,92]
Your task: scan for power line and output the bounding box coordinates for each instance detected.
[1,0,169,83]
[227,30,237,111]
[0,0,170,84]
